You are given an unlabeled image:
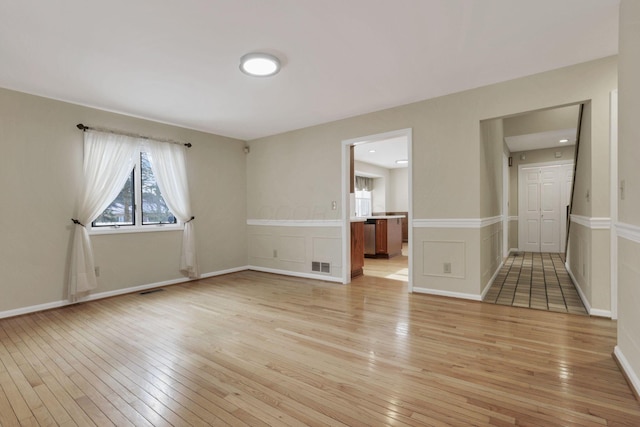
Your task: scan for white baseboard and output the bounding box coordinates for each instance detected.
[199,266,249,279]
[614,346,640,400]
[565,262,612,318]
[412,287,481,301]
[481,260,504,300]
[247,265,343,283]
[0,266,250,320]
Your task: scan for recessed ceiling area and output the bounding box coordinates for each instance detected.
[354,137,408,170]
[503,104,581,152]
[505,128,577,152]
[0,1,619,140]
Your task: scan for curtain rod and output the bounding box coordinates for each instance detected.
[76,124,192,148]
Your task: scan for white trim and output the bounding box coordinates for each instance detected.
[413,216,502,228]
[565,261,612,318]
[412,287,481,301]
[509,248,519,254]
[483,260,505,300]
[248,266,343,283]
[0,266,249,320]
[570,215,612,229]
[413,218,482,228]
[89,223,184,235]
[509,216,518,222]
[610,89,618,320]
[614,346,640,399]
[617,222,640,244]
[503,153,509,258]
[199,266,249,278]
[247,219,341,227]
[481,215,504,227]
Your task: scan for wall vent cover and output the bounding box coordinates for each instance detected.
[312,261,331,274]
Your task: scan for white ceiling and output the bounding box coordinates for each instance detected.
[505,128,577,153]
[0,0,620,141]
[354,137,408,170]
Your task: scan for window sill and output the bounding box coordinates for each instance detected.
[89,224,183,236]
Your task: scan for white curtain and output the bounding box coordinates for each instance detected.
[69,131,140,300]
[146,140,199,278]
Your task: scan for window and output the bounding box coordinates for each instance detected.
[92,150,178,231]
[355,190,372,217]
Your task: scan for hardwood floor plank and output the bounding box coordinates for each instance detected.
[0,270,639,426]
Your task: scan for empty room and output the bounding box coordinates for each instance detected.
[1,1,640,425]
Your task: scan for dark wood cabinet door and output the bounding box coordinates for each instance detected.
[351,222,364,277]
[375,219,387,254]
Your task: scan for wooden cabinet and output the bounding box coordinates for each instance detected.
[375,219,387,255]
[350,221,364,278]
[386,211,408,242]
[366,217,403,259]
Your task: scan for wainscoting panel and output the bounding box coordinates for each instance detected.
[247,223,342,280]
[312,237,342,270]
[422,240,466,279]
[481,222,503,289]
[248,234,274,260]
[278,235,306,263]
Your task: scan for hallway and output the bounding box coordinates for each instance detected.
[484,252,588,315]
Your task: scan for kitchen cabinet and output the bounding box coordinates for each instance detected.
[386,211,408,242]
[350,221,364,278]
[364,216,403,258]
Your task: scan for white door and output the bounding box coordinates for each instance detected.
[540,167,560,252]
[520,167,542,252]
[518,163,572,253]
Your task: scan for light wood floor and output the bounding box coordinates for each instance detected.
[362,242,409,281]
[1,271,639,426]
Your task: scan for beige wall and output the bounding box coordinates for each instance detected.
[480,118,504,218]
[503,105,581,137]
[389,168,409,212]
[0,87,247,313]
[248,56,617,297]
[617,0,640,397]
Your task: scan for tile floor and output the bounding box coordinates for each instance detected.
[483,252,588,315]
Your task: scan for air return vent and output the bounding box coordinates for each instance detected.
[312,261,331,274]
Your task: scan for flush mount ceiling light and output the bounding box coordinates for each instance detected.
[396,159,408,164]
[559,138,569,143]
[240,53,281,77]
[369,149,376,153]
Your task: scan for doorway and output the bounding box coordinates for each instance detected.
[341,129,412,290]
[518,161,573,253]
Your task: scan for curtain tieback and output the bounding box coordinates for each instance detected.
[185,216,195,223]
[71,218,86,227]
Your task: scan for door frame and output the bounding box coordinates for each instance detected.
[609,90,618,319]
[517,159,574,252]
[503,153,509,258]
[341,128,413,290]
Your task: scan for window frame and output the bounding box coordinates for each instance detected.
[89,147,183,235]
